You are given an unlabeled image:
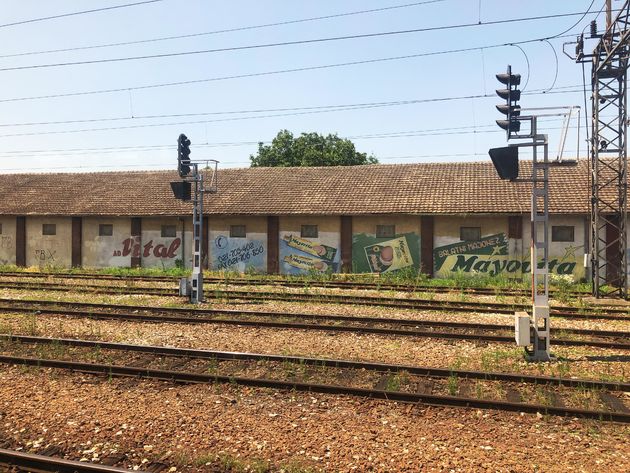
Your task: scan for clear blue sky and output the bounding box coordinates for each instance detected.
[0,0,605,173]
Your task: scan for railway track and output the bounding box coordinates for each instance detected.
[1,299,628,350]
[0,270,577,296]
[0,281,628,321]
[0,447,144,472]
[1,334,628,422]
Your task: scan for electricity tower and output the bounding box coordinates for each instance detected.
[573,0,630,298]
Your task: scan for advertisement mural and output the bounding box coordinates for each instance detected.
[434,232,584,278]
[211,235,266,272]
[352,232,421,274]
[279,232,340,275]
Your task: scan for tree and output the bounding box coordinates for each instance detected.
[250,130,378,167]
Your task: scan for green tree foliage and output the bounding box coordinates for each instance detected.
[250,129,378,167]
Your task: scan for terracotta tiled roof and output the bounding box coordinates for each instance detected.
[0,160,590,216]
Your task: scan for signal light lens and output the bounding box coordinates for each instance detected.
[496,120,521,132]
[496,104,521,116]
[496,89,521,101]
[495,73,521,86]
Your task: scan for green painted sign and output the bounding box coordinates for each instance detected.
[352,232,420,273]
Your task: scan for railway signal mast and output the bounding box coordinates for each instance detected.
[488,67,578,361]
[170,133,218,304]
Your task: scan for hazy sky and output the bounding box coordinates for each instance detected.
[0,0,606,173]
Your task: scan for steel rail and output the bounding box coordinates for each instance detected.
[1,295,628,324]
[0,447,140,472]
[1,282,628,319]
[0,270,590,297]
[3,334,628,391]
[1,303,628,350]
[1,300,627,339]
[0,354,627,422]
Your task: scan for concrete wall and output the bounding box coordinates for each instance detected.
[25,216,72,268]
[524,215,587,280]
[139,217,185,269]
[5,214,592,281]
[432,214,587,280]
[82,217,132,268]
[279,216,340,275]
[0,216,16,266]
[208,216,267,273]
[351,215,421,274]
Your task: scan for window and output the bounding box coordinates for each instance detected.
[230,225,246,238]
[552,226,574,242]
[300,225,318,238]
[99,224,113,236]
[376,225,395,238]
[42,224,56,236]
[161,225,177,238]
[460,227,481,241]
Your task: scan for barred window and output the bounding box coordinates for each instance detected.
[376,225,395,238]
[42,224,56,236]
[230,225,246,238]
[161,225,177,238]
[552,226,574,242]
[300,225,318,238]
[99,224,113,236]
[460,227,481,241]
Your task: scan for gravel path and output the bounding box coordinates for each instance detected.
[0,367,628,472]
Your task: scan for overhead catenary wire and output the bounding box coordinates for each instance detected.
[0,10,607,73]
[0,87,592,138]
[0,85,590,128]
[0,120,588,159]
[0,0,164,29]
[0,148,585,172]
[0,0,446,59]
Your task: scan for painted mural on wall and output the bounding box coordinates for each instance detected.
[280,233,340,275]
[211,236,266,272]
[352,232,421,273]
[112,237,181,259]
[434,232,583,278]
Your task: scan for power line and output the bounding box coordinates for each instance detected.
[0,118,583,157]
[0,35,581,105]
[0,95,491,137]
[0,10,602,73]
[0,150,585,173]
[0,0,164,29]
[0,1,445,59]
[0,88,587,138]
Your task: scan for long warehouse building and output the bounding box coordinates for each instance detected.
[0,160,602,280]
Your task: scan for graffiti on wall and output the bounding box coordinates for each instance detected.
[211,235,265,272]
[433,232,583,277]
[34,249,56,263]
[0,236,13,249]
[280,233,339,274]
[112,237,181,258]
[352,232,421,274]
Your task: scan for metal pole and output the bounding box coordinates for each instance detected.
[529,116,551,361]
[190,165,204,304]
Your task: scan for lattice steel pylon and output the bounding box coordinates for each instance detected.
[575,1,630,298]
